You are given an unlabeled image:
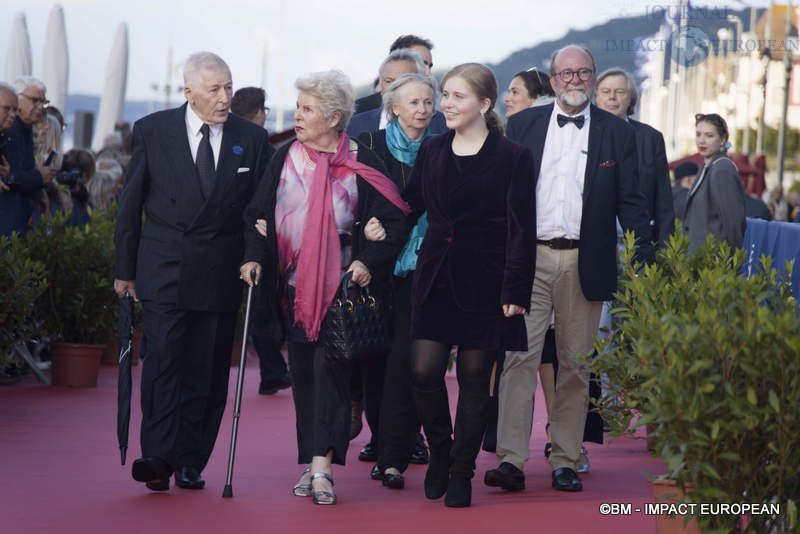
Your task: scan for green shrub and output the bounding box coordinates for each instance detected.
[0,233,47,368]
[24,206,118,345]
[589,229,799,533]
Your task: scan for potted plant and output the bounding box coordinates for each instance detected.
[25,208,118,387]
[589,230,800,533]
[0,233,47,384]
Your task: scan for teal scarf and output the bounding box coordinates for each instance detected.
[385,119,428,166]
[389,120,431,278]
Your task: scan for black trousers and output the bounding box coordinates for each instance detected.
[251,332,288,382]
[139,301,236,471]
[288,341,351,465]
[376,276,420,472]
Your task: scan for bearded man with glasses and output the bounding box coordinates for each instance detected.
[483,44,654,494]
[1,77,56,237]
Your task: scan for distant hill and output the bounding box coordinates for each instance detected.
[488,8,753,112]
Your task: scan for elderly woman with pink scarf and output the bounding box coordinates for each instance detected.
[241,70,409,506]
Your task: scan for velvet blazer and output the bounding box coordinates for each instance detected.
[404,128,536,314]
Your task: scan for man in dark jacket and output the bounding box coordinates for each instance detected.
[230,86,287,395]
[114,52,272,492]
[484,45,654,494]
[595,68,674,247]
[1,78,56,237]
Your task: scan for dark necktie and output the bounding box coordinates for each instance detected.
[557,114,585,129]
[195,123,216,198]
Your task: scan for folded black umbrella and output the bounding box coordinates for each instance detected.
[117,295,135,465]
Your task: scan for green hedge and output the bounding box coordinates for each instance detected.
[0,233,47,368]
[590,229,799,533]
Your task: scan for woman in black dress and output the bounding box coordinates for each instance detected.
[405,63,536,507]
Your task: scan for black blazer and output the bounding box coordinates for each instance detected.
[114,103,272,313]
[629,119,675,246]
[346,108,448,139]
[1,118,43,236]
[405,129,536,312]
[242,138,408,339]
[506,103,655,302]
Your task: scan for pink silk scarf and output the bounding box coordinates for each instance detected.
[294,131,411,341]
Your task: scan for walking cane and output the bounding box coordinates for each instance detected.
[223,269,257,499]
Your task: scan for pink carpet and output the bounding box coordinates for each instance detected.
[1,356,664,534]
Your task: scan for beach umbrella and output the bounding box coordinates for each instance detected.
[4,13,33,82]
[42,5,69,114]
[117,295,135,465]
[92,23,128,151]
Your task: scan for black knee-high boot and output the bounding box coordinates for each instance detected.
[445,390,489,507]
[412,387,453,499]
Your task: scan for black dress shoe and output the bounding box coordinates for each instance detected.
[484,462,525,491]
[370,464,382,480]
[259,374,291,395]
[358,443,377,462]
[132,457,171,484]
[382,471,405,490]
[552,467,582,492]
[408,433,429,464]
[175,466,205,490]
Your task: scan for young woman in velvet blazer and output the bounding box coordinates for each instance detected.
[404,63,536,507]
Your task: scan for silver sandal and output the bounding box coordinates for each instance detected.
[310,472,337,505]
[292,466,312,497]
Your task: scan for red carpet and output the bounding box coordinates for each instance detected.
[1,356,664,534]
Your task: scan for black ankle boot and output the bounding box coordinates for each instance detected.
[412,387,453,500]
[444,472,472,507]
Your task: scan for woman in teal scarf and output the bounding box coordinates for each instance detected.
[357,73,438,490]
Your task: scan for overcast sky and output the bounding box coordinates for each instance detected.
[2,0,767,111]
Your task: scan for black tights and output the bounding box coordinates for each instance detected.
[411,339,494,395]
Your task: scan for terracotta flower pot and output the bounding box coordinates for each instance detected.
[101,329,143,366]
[652,478,700,534]
[51,342,105,388]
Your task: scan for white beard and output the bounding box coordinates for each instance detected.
[559,89,589,109]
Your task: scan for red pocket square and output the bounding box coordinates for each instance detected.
[599,160,616,168]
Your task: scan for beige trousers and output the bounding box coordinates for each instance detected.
[496,245,602,471]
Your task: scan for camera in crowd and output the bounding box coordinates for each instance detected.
[54,152,83,188]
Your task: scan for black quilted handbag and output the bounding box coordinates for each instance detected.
[321,272,388,363]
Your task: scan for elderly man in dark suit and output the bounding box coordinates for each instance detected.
[0,78,57,237]
[114,52,272,492]
[346,49,447,139]
[484,44,654,493]
[595,68,674,246]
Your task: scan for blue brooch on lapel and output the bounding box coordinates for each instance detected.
[233,145,244,156]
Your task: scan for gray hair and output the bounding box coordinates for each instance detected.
[379,49,426,79]
[382,74,437,124]
[295,70,355,132]
[0,82,17,96]
[596,68,639,116]
[549,44,597,79]
[13,76,46,95]
[183,52,230,88]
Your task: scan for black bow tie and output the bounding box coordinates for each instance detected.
[557,114,585,129]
